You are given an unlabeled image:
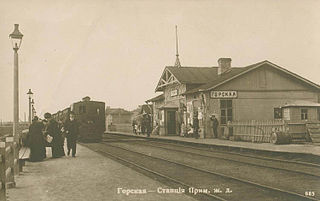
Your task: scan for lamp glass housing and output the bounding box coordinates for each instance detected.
[9,24,23,49]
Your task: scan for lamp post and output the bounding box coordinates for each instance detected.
[9,24,23,137]
[32,105,35,119]
[31,98,34,120]
[27,89,33,123]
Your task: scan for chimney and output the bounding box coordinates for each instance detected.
[218,58,232,75]
[82,96,91,101]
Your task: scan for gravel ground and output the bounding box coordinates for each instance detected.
[8,144,197,201]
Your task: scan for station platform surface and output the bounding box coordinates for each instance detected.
[106,131,320,157]
[8,144,196,201]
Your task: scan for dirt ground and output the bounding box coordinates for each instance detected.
[8,144,196,201]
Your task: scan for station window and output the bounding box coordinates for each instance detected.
[79,105,86,114]
[220,100,232,125]
[274,108,282,119]
[301,109,308,120]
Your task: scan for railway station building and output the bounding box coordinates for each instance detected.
[147,58,320,138]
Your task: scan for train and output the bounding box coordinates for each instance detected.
[52,96,105,142]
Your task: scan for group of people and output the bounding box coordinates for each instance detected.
[180,111,200,139]
[132,113,152,137]
[180,113,219,139]
[131,112,220,139]
[27,111,79,162]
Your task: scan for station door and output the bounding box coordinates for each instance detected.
[167,111,176,135]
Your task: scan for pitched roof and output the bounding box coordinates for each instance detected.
[166,66,218,84]
[183,60,320,95]
[147,94,164,102]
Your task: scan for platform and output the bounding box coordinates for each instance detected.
[8,144,196,201]
[106,131,320,157]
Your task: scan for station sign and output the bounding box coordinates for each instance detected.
[210,91,237,99]
[171,89,178,97]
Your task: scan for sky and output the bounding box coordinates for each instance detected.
[0,0,320,121]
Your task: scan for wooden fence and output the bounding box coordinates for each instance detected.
[0,133,24,201]
[227,120,286,143]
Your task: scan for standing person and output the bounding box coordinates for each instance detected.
[210,114,219,138]
[180,122,186,137]
[58,119,66,146]
[145,114,151,137]
[42,119,48,158]
[141,114,146,134]
[193,111,199,139]
[64,111,79,157]
[28,116,46,162]
[132,120,137,134]
[44,113,65,158]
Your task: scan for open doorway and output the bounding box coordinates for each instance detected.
[167,110,176,135]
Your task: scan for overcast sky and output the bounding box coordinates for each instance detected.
[1,0,320,121]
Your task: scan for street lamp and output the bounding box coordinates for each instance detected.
[9,24,23,137]
[27,89,33,123]
[32,105,35,119]
[31,98,35,120]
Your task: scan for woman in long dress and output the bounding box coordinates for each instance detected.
[28,116,46,162]
[44,113,65,158]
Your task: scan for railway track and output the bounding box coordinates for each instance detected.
[102,140,320,199]
[104,133,320,166]
[83,139,318,201]
[126,139,320,178]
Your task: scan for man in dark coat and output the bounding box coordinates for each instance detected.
[64,112,79,157]
[193,111,199,139]
[145,114,151,137]
[210,114,219,138]
[28,116,46,162]
[44,112,65,158]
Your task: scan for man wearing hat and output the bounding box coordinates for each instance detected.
[210,114,219,138]
[63,111,79,157]
[193,111,199,139]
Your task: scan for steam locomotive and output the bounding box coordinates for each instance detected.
[52,96,105,142]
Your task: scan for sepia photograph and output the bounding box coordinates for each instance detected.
[0,0,319,200]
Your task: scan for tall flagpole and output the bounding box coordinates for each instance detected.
[174,25,181,67]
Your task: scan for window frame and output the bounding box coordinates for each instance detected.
[274,107,282,119]
[301,108,308,120]
[220,99,232,125]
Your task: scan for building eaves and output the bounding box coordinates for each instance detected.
[147,94,164,102]
[281,100,320,108]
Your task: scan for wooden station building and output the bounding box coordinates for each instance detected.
[147,58,320,138]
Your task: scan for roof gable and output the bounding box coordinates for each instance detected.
[183,60,320,95]
[155,66,218,91]
[155,68,180,92]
